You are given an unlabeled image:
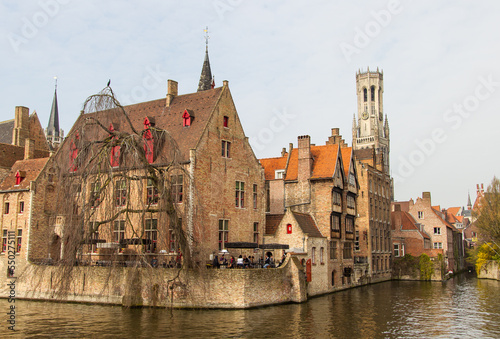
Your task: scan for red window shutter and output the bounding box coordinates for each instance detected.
[287,224,292,234]
[111,145,120,167]
[223,116,228,128]
[69,140,78,172]
[182,110,191,127]
[143,118,154,164]
[15,171,21,185]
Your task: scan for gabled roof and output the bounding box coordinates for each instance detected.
[447,206,461,216]
[292,212,324,238]
[431,208,458,232]
[0,119,14,144]
[0,157,49,190]
[68,87,224,163]
[260,156,287,181]
[391,210,430,239]
[265,214,285,235]
[285,144,340,181]
[340,147,353,177]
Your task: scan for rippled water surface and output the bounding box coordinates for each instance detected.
[2,273,500,338]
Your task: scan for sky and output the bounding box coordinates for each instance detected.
[0,0,499,208]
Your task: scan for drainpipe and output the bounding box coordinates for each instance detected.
[187,149,195,256]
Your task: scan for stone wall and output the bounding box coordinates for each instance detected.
[477,261,500,281]
[0,256,307,309]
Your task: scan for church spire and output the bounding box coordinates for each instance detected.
[45,77,63,150]
[467,191,472,210]
[197,27,213,92]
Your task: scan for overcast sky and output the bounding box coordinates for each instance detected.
[1,1,499,208]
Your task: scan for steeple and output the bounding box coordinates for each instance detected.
[467,191,472,210]
[197,27,213,92]
[45,77,64,150]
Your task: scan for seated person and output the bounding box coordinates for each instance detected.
[236,255,244,268]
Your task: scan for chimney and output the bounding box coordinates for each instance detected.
[13,106,30,147]
[331,128,339,136]
[481,183,484,194]
[394,204,401,212]
[24,138,35,160]
[166,80,178,107]
[298,135,312,181]
[422,192,431,204]
[281,147,287,157]
[477,184,480,195]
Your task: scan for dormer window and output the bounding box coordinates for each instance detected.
[69,132,79,172]
[223,116,229,128]
[15,171,25,186]
[143,117,155,164]
[109,123,120,167]
[182,109,194,127]
[275,170,285,179]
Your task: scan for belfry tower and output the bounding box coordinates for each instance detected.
[352,68,390,176]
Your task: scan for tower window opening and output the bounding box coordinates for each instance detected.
[363,88,367,102]
[371,86,375,101]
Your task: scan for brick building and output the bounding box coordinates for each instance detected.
[46,50,265,265]
[260,132,359,291]
[0,106,50,182]
[351,69,392,281]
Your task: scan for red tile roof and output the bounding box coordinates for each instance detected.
[391,210,430,239]
[0,143,50,169]
[293,212,324,238]
[285,144,339,181]
[447,207,461,216]
[265,214,285,235]
[260,156,287,181]
[340,147,353,177]
[0,157,49,190]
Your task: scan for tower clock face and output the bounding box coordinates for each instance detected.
[379,112,383,121]
[362,111,368,120]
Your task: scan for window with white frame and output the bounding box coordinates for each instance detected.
[219,219,229,250]
[394,243,400,257]
[433,242,443,249]
[275,170,285,179]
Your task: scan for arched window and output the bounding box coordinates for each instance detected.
[363,88,367,102]
[371,86,375,101]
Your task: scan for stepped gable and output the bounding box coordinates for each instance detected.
[0,119,14,144]
[285,144,339,181]
[293,212,324,238]
[0,157,49,190]
[72,86,223,163]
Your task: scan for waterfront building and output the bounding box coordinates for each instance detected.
[352,69,392,282]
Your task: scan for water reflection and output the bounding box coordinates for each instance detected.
[2,273,499,338]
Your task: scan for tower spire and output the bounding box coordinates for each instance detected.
[197,26,213,92]
[45,77,63,150]
[467,191,472,210]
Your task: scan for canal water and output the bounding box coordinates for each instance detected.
[2,273,500,338]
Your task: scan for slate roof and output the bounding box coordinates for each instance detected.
[293,212,324,238]
[285,144,340,181]
[265,214,285,235]
[69,86,224,163]
[0,119,14,144]
[259,156,287,180]
[0,157,49,190]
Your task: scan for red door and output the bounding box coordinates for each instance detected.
[306,259,312,282]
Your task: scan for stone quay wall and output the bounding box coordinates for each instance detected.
[478,261,500,281]
[0,256,307,309]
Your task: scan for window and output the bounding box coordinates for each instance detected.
[345,217,354,234]
[2,230,7,253]
[221,140,231,158]
[355,231,360,251]
[171,175,183,203]
[343,242,352,259]
[4,202,9,214]
[253,184,257,209]
[235,181,245,208]
[275,170,285,179]
[253,222,259,244]
[109,123,120,167]
[371,86,375,101]
[182,110,192,127]
[18,201,24,214]
[223,116,229,128]
[331,213,340,234]
[394,244,400,257]
[145,219,158,253]
[147,179,159,205]
[114,221,125,243]
[219,219,229,251]
[433,242,443,249]
[320,247,324,264]
[143,117,154,164]
[417,211,424,219]
[434,227,441,235]
[330,241,337,259]
[332,190,342,206]
[115,180,127,207]
[312,247,316,264]
[363,88,367,102]
[349,172,356,186]
[16,229,23,253]
[90,182,100,208]
[347,195,356,210]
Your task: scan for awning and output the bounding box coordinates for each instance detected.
[120,238,152,245]
[258,243,289,249]
[225,242,259,249]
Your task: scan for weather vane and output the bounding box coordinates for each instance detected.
[204,26,210,47]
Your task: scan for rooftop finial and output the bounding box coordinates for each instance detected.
[54,76,57,91]
[204,26,210,48]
